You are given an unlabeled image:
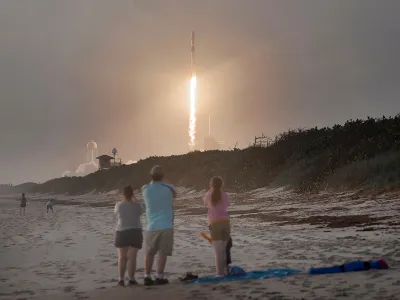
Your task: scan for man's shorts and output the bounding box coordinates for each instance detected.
[209,220,230,241]
[145,228,174,256]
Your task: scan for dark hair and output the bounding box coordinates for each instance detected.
[123,186,134,200]
[211,176,223,206]
[152,173,164,181]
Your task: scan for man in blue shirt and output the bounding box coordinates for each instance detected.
[142,165,176,285]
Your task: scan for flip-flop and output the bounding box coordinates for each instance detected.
[179,272,199,282]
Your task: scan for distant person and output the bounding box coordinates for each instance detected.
[20,193,27,216]
[203,176,230,277]
[114,186,144,286]
[46,199,54,213]
[142,165,176,286]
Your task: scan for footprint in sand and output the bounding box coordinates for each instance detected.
[63,286,76,293]
[74,292,90,299]
[365,283,375,289]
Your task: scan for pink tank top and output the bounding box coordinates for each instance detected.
[204,189,229,224]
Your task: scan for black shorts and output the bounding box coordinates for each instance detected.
[114,228,143,249]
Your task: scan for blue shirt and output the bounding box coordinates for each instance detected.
[142,181,175,231]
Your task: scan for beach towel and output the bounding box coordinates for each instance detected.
[193,267,300,284]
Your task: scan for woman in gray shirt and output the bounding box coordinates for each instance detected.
[114,186,143,286]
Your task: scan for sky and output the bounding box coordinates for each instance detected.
[0,0,399,184]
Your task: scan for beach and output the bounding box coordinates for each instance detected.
[1,188,399,299]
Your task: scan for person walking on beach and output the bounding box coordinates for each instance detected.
[203,176,230,277]
[46,199,54,213]
[20,193,27,216]
[114,186,144,286]
[142,165,176,286]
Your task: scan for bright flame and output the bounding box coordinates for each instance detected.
[189,75,197,149]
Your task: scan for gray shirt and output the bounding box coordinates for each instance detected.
[114,201,143,231]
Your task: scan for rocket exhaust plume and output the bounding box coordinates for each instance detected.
[188,31,197,149]
[189,76,197,148]
[191,31,195,76]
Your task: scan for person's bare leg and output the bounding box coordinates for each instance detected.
[221,241,228,275]
[212,241,220,275]
[127,247,138,279]
[212,241,226,276]
[156,253,167,277]
[20,208,22,216]
[145,253,155,277]
[118,248,128,281]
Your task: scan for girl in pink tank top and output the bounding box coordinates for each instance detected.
[203,176,231,277]
[204,188,229,224]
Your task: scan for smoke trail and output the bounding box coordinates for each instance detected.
[189,75,197,149]
[62,162,98,177]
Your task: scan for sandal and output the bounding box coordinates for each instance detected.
[179,272,199,282]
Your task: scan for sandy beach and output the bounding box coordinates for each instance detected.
[1,188,399,300]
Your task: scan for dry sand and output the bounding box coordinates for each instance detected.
[1,188,399,300]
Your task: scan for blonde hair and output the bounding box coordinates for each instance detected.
[210,176,223,206]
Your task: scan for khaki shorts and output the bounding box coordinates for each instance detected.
[145,228,174,256]
[210,220,230,241]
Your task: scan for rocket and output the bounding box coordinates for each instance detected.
[191,30,195,77]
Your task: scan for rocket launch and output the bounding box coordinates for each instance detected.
[191,31,195,76]
[188,31,197,149]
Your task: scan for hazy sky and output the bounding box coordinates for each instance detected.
[1,0,399,184]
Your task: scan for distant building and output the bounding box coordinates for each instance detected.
[195,115,225,151]
[96,155,114,170]
[96,154,123,170]
[204,136,220,151]
[87,140,98,163]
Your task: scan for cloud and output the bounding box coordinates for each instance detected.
[62,160,136,178]
[62,162,98,177]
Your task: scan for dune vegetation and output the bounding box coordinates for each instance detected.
[6,116,399,196]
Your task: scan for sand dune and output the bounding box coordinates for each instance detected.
[0,189,399,299]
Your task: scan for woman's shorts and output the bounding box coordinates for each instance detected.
[114,228,143,249]
[20,204,26,208]
[209,220,230,241]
